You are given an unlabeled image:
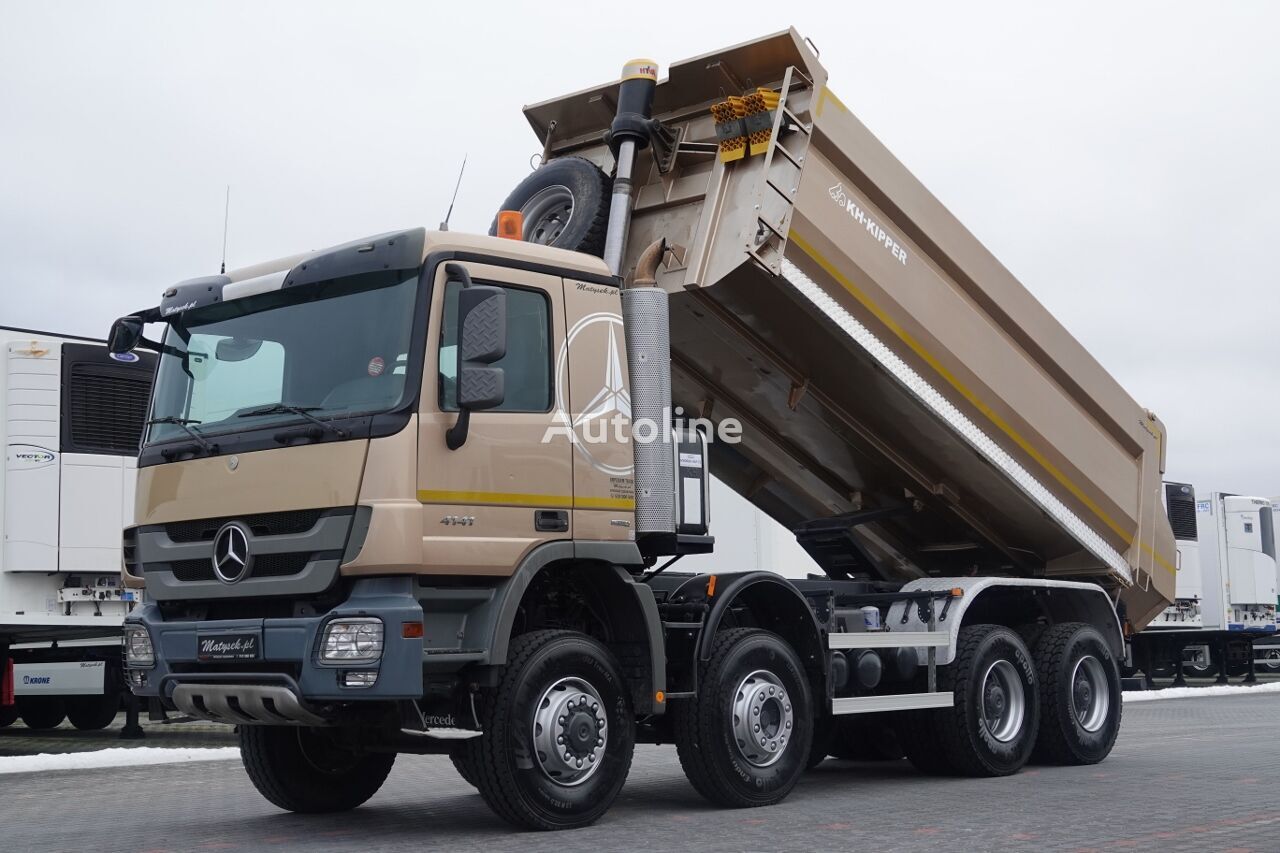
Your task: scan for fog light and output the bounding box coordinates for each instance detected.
[320,618,384,663]
[342,670,378,688]
[128,670,148,689]
[123,624,155,667]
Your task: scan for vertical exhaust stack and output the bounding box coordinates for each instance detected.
[602,59,658,276]
[624,240,675,538]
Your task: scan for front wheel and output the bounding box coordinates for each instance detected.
[673,628,813,808]
[1259,647,1280,674]
[470,630,635,831]
[240,726,395,813]
[0,703,18,728]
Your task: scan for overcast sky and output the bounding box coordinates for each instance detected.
[1,1,1277,496]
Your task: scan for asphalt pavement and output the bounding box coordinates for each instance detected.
[3,692,1278,853]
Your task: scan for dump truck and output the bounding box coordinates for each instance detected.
[107,29,1175,830]
[1,326,155,732]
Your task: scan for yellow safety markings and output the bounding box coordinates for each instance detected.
[416,489,634,511]
[787,230,1175,576]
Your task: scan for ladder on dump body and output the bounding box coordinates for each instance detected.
[826,589,957,714]
[746,64,814,276]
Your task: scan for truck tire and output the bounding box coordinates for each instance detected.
[1031,623,1121,765]
[66,691,122,731]
[491,157,611,256]
[1259,648,1280,673]
[906,624,1039,777]
[239,726,395,813]
[470,630,635,830]
[449,741,479,789]
[828,716,905,761]
[673,628,813,808]
[0,704,18,728]
[17,697,66,730]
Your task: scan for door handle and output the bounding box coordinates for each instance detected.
[534,510,569,533]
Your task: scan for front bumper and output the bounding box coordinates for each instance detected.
[124,577,424,707]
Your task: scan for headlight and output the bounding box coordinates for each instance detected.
[320,618,384,663]
[123,624,155,667]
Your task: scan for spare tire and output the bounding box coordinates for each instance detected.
[491,157,611,256]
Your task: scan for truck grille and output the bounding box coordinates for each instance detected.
[167,552,330,582]
[165,509,325,543]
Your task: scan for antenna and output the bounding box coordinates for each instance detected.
[220,185,231,274]
[439,155,467,231]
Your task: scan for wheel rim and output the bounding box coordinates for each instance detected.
[1264,649,1280,672]
[531,676,608,787]
[1070,655,1111,733]
[979,659,1026,743]
[519,185,575,246]
[730,669,794,767]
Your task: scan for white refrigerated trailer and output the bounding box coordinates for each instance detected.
[1,326,155,730]
[1134,483,1276,683]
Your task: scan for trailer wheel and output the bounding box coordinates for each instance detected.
[17,697,66,730]
[1260,648,1280,673]
[909,624,1038,777]
[1032,623,1121,765]
[828,716,905,761]
[491,157,612,256]
[470,630,634,830]
[66,691,122,731]
[0,704,18,728]
[449,740,479,789]
[240,726,395,813]
[673,628,813,807]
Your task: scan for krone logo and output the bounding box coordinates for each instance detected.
[211,522,252,583]
[553,312,633,477]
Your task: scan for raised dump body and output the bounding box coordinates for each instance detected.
[524,28,1174,628]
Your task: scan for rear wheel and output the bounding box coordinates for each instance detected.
[17,697,66,730]
[1031,623,1121,765]
[1259,647,1280,674]
[0,704,18,728]
[491,157,612,256]
[470,630,635,830]
[240,725,395,813]
[903,625,1039,777]
[673,628,813,808]
[66,691,122,731]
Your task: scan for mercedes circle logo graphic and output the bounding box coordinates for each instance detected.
[211,522,252,583]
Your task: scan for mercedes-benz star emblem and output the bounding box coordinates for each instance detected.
[211,522,252,584]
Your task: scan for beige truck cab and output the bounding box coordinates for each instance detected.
[111,29,1173,831]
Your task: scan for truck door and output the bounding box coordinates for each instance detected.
[417,260,572,573]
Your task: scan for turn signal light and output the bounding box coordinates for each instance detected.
[496,210,523,240]
[402,621,424,639]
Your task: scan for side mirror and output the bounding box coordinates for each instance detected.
[455,285,507,410]
[445,264,507,450]
[107,316,144,354]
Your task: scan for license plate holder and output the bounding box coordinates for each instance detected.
[196,631,262,661]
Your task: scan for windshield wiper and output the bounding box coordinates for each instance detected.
[238,403,348,438]
[146,416,218,455]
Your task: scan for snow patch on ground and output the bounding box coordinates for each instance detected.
[1123,681,1280,703]
[0,746,240,775]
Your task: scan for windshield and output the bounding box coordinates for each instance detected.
[146,268,419,446]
